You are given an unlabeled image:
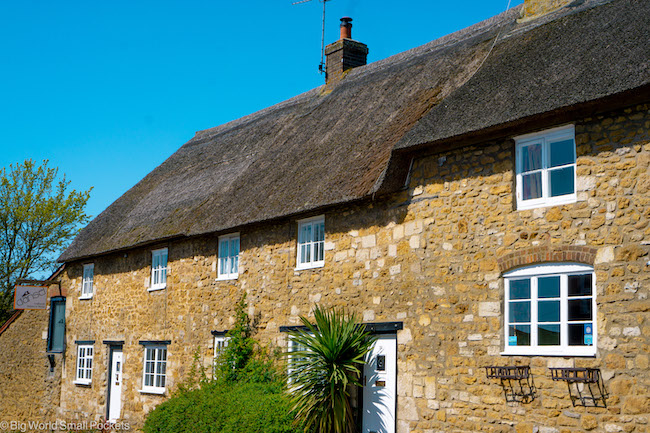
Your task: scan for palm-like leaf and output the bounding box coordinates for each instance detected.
[288,306,376,433]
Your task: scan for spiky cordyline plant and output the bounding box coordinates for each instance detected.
[287,306,376,433]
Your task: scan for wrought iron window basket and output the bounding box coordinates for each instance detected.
[485,366,536,403]
[549,367,608,407]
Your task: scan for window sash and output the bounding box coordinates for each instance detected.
[287,337,310,383]
[218,235,240,279]
[213,335,230,360]
[151,249,168,289]
[516,126,576,209]
[503,265,596,356]
[76,345,93,383]
[142,346,167,391]
[296,218,325,268]
[81,264,94,297]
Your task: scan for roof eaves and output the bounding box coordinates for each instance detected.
[393,83,650,159]
[393,0,647,152]
[57,233,189,263]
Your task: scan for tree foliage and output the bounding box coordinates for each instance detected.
[0,159,91,322]
[287,306,376,433]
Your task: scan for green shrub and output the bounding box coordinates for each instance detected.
[143,380,301,433]
[214,296,255,382]
[144,295,304,433]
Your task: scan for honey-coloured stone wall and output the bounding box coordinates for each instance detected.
[388,104,650,433]
[0,306,62,424]
[57,103,649,432]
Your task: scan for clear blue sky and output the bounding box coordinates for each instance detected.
[0,0,522,222]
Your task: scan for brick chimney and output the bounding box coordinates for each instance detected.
[324,17,368,85]
[521,0,573,21]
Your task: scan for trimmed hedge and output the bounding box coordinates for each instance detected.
[143,380,302,433]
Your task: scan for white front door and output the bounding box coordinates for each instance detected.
[362,334,397,433]
[108,348,123,422]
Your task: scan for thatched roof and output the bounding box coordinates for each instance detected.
[60,0,649,262]
[396,0,650,150]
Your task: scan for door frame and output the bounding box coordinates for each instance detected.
[359,328,400,433]
[103,340,124,421]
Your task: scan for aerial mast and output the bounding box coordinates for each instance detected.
[292,0,332,74]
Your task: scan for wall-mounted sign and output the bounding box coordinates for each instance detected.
[14,285,48,310]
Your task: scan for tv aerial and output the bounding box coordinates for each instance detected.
[292,0,332,74]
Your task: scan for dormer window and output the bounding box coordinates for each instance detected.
[515,125,576,210]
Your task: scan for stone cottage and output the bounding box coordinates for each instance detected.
[2,0,649,431]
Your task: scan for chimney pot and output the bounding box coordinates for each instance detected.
[340,17,353,40]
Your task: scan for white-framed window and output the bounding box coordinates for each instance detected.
[212,333,232,375]
[80,264,94,299]
[142,345,167,394]
[217,234,240,280]
[150,248,168,291]
[515,125,576,210]
[296,216,325,270]
[213,334,230,360]
[287,335,310,383]
[502,263,596,357]
[74,344,93,385]
[213,333,234,373]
